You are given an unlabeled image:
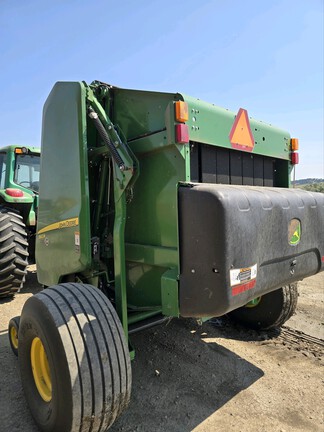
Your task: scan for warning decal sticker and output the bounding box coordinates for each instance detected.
[229,108,255,152]
[75,231,80,253]
[230,264,257,296]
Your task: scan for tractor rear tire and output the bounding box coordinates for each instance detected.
[228,283,298,330]
[0,207,29,298]
[18,283,131,432]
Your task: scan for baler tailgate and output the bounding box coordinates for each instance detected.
[178,183,324,317]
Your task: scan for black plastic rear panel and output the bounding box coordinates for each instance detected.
[190,142,289,187]
[178,184,324,318]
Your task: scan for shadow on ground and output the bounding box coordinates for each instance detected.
[208,316,282,342]
[110,318,264,432]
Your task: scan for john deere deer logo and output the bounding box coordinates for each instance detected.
[289,219,301,245]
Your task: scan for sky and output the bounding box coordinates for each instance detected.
[0,0,323,179]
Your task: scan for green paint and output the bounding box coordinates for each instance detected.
[128,310,162,325]
[182,95,290,160]
[0,145,40,226]
[245,297,262,308]
[289,220,301,245]
[113,192,129,339]
[125,243,178,268]
[161,269,179,317]
[36,82,92,286]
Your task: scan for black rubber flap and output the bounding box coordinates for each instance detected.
[178,183,324,317]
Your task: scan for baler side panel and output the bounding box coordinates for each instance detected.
[124,143,184,308]
[36,82,92,286]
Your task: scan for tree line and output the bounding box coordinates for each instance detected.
[297,182,324,193]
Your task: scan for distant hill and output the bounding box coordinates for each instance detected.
[293,178,324,186]
[292,178,324,193]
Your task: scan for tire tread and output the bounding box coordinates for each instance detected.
[0,207,28,298]
[30,283,131,432]
[228,283,299,330]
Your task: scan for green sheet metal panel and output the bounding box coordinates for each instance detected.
[110,89,184,309]
[36,82,92,286]
[113,88,178,140]
[124,142,184,307]
[112,86,290,160]
[182,94,290,160]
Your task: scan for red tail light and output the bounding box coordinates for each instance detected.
[175,124,189,144]
[291,152,299,165]
[5,188,24,197]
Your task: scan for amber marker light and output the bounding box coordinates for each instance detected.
[175,101,189,123]
[290,138,299,151]
[15,147,28,154]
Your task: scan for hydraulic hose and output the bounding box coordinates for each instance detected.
[88,108,125,171]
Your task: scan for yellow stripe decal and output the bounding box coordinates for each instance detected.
[38,217,79,235]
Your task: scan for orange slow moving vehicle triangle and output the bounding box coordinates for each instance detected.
[229,108,255,152]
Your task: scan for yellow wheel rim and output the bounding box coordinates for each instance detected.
[30,337,52,402]
[10,326,18,350]
[245,297,262,308]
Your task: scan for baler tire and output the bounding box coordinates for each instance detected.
[18,282,131,432]
[0,207,28,299]
[228,283,298,330]
[8,315,20,356]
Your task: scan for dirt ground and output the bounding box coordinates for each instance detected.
[0,268,323,432]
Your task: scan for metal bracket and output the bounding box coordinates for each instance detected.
[84,82,140,343]
[84,83,138,201]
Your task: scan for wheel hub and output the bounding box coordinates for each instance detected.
[10,326,18,350]
[245,297,262,308]
[30,337,52,402]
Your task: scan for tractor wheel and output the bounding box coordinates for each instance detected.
[18,283,131,432]
[228,283,298,330]
[0,207,29,298]
[8,316,20,356]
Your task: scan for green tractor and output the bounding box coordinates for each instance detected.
[0,145,40,298]
[9,81,323,431]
